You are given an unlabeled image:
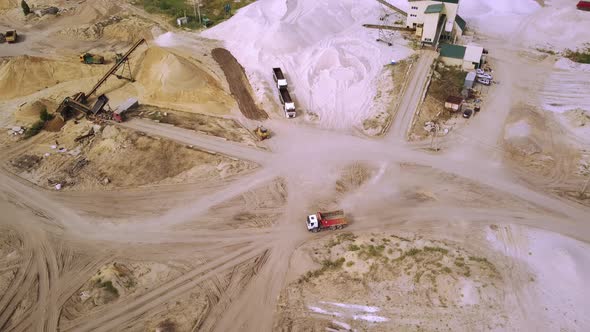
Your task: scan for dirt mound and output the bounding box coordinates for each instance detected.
[7,121,255,191]
[279,232,507,331]
[55,15,153,42]
[0,56,103,100]
[135,47,233,108]
[504,120,542,156]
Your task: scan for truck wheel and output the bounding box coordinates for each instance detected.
[337,225,343,230]
[330,226,336,231]
[312,228,319,233]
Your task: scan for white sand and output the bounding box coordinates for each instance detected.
[486,225,590,331]
[202,0,413,129]
[460,0,590,50]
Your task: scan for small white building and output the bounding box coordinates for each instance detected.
[176,17,189,27]
[406,0,466,47]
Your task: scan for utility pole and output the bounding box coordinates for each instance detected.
[429,123,439,151]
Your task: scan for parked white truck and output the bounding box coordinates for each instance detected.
[279,88,296,118]
[273,67,288,89]
[273,67,296,118]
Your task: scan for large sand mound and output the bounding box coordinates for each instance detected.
[134,47,233,111]
[201,0,413,128]
[0,56,103,100]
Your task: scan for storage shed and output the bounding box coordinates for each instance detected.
[464,71,476,88]
[445,96,464,112]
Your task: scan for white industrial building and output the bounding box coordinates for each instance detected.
[406,0,466,47]
[439,43,486,71]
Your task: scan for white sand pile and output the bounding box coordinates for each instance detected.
[201,0,413,128]
[460,0,590,50]
[541,68,590,114]
[555,58,590,72]
[459,0,540,38]
[0,56,104,100]
[134,47,233,112]
[486,225,590,331]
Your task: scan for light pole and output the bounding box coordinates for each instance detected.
[193,0,202,24]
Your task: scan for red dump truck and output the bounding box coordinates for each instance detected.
[306,210,347,232]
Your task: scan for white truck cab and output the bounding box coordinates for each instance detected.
[285,102,296,118]
[306,214,319,231]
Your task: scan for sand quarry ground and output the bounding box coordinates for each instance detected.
[1,0,590,331]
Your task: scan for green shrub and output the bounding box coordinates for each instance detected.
[39,108,54,122]
[25,120,45,138]
[321,257,345,269]
[21,0,30,15]
[564,48,590,64]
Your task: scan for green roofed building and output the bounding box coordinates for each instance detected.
[406,0,467,47]
[439,43,486,71]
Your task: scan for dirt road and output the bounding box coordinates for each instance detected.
[117,118,270,164]
[388,50,437,142]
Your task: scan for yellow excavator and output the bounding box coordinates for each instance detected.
[254,125,270,140]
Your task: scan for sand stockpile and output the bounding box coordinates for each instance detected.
[0,56,104,100]
[134,47,233,112]
[202,0,414,128]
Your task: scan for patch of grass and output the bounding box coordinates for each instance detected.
[347,244,360,251]
[441,267,452,274]
[468,256,489,263]
[536,47,556,55]
[299,257,346,283]
[25,120,45,138]
[454,260,465,268]
[346,261,355,267]
[360,244,385,259]
[424,246,449,255]
[429,65,465,102]
[390,234,411,242]
[564,47,590,64]
[337,232,357,242]
[25,108,55,138]
[325,238,340,248]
